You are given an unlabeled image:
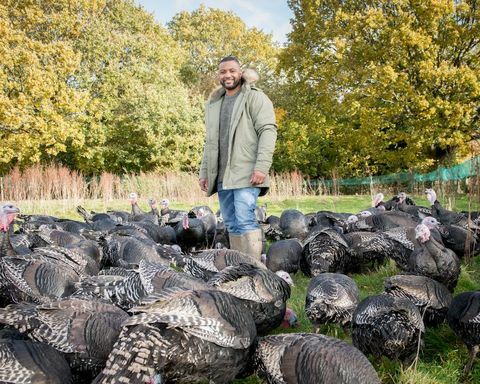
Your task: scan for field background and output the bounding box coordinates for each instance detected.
[10,191,480,384]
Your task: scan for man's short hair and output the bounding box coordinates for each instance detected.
[219,56,241,66]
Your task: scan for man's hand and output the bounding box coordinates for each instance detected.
[250,170,266,186]
[198,178,208,192]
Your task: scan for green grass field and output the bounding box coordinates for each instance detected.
[15,194,480,384]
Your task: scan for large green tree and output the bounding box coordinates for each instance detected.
[67,0,204,174]
[167,5,279,97]
[276,0,480,178]
[1,0,204,175]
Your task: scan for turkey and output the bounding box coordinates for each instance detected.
[262,214,283,241]
[0,328,72,384]
[93,289,257,384]
[254,333,380,384]
[408,224,460,292]
[0,297,129,383]
[189,206,218,246]
[26,227,103,275]
[0,202,21,257]
[76,205,120,231]
[207,263,291,334]
[128,192,159,225]
[422,216,480,259]
[175,212,209,252]
[1,207,86,304]
[305,273,360,331]
[447,291,480,374]
[300,228,351,276]
[100,233,172,268]
[344,231,394,270]
[384,274,452,326]
[311,211,351,232]
[381,225,422,270]
[182,248,266,281]
[353,210,419,232]
[373,192,398,211]
[75,260,209,309]
[352,294,425,362]
[265,239,302,273]
[159,198,188,225]
[394,192,431,219]
[426,188,479,231]
[279,209,309,239]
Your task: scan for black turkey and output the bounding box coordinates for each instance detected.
[207,263,291,334]
[373,192,398,210]
[100,233,171,268]
[354,210,419,232]
[0,203,21,257]
[352,294,425,362]
[447,291,480,374]
[265,239,302,273]
[311,210,351,232]
[305,273,360,331]
[254,333,380,384]
[279,209,309,239]
[262,214,283,241]
[128,192,159,224]
[408,224,460,292]
[344,230,393,270]
[76,205,120,231]
[384,274,452,326]
[0,297,129,383]
[426,188,479,231]
[75,260,209,309]
[301,228,351,276]
[182,248,266,281]
[422,216,480,259]
[0,209,86,304]
[394,192,431,219]
[175,212,209,252]
[93,289,257,384]
[0,328,72,384]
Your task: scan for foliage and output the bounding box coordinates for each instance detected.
[167,5,279,98]
[0,0,205,175]
[0,0,88,173]
[276,0,480,178]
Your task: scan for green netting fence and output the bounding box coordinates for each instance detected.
[307,157,480,188]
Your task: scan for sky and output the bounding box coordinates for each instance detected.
[135,0,293,45]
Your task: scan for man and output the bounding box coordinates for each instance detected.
[198,56,277,260]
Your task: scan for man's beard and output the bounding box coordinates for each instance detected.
[220,78,241,90]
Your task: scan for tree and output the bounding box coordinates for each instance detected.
[0,0,205,175]
[66,0,205,174]
[277,0,480,177]
[0,0,89,173]
[167,5,279,97]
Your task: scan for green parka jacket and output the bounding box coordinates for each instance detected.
[199,81,277,197]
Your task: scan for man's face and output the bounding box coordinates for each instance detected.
[218,60,242,91]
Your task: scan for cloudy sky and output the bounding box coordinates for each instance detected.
[135,0,293,45]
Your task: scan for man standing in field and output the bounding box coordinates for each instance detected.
[198,56,277,259]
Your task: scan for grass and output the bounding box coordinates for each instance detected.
[11,194,480,384]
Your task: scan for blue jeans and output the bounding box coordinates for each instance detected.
[218,183,260,235]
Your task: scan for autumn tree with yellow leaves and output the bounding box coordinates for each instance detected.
[0,0,204,174]
[275,0,480,177]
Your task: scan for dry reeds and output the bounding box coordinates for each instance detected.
[2,164,479,206]
[0,165,313,204]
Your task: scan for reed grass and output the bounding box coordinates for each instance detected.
[2,165,480,207]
